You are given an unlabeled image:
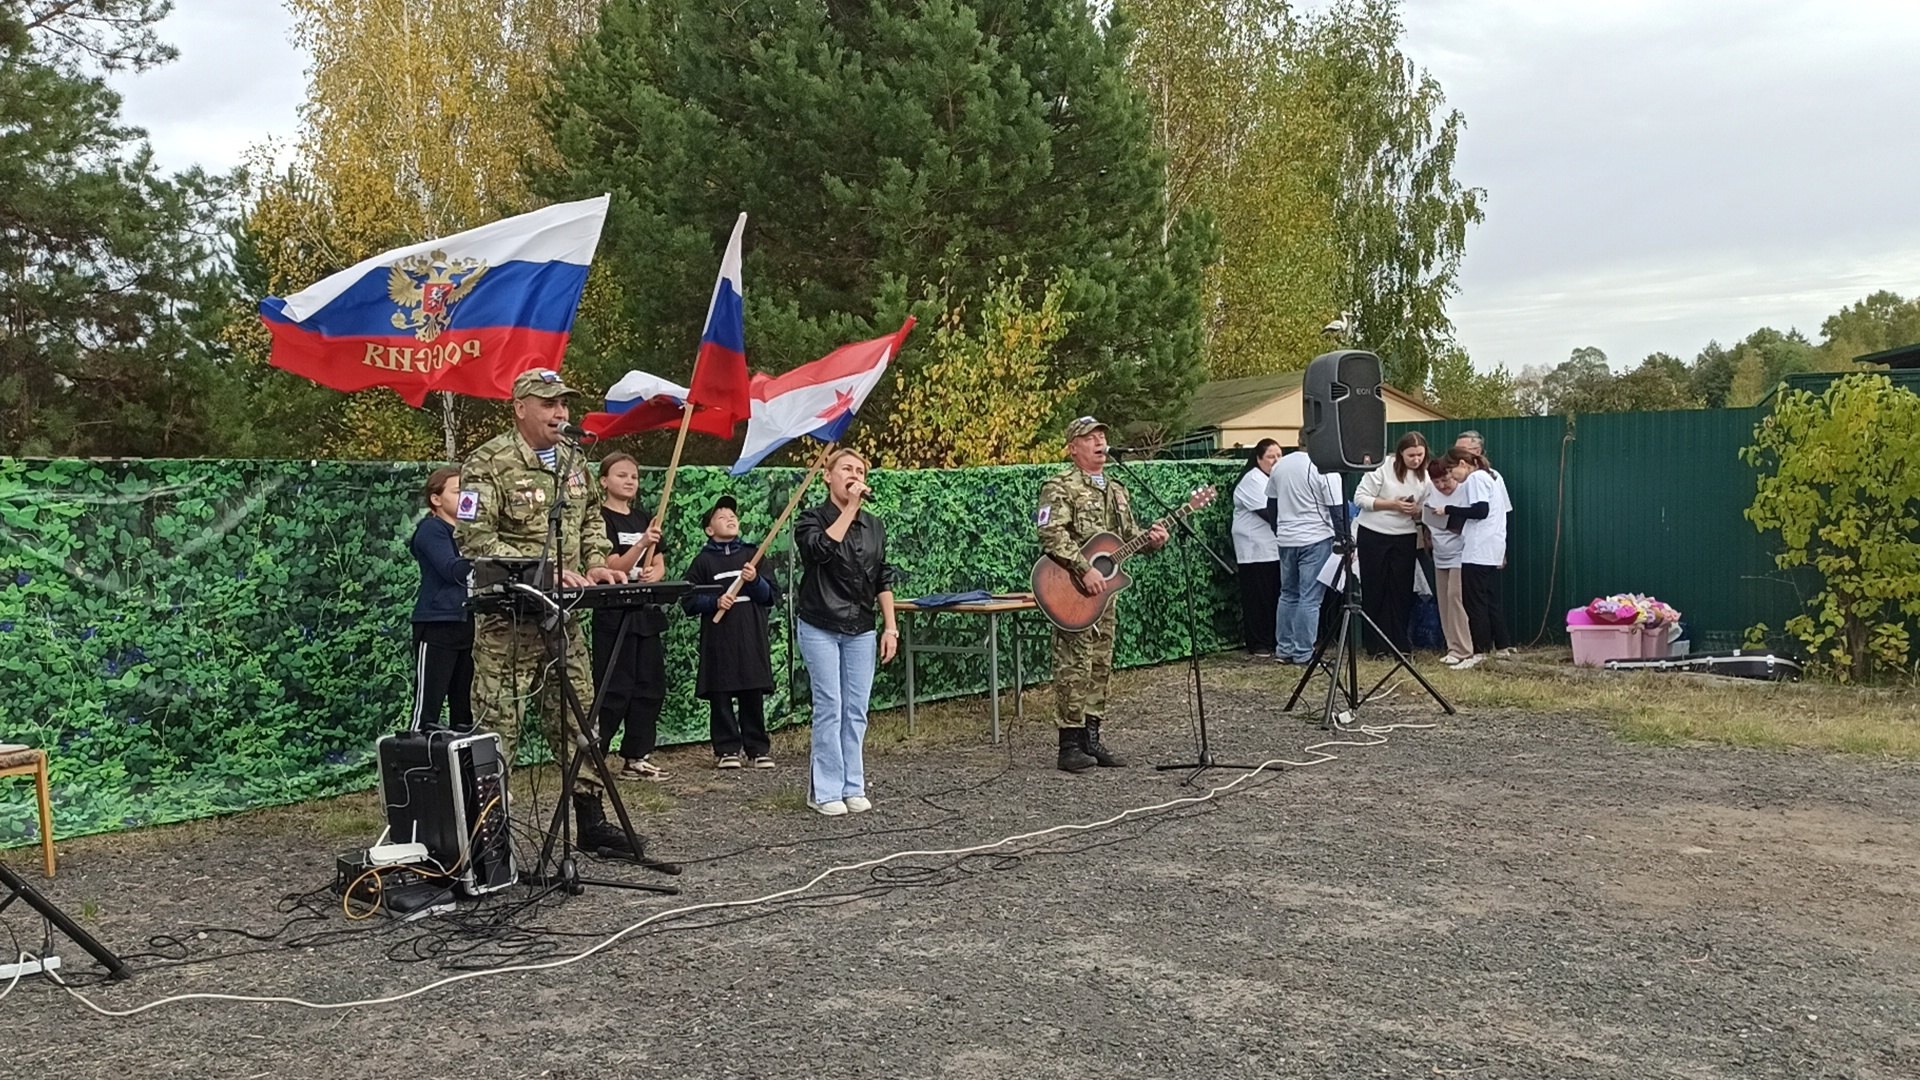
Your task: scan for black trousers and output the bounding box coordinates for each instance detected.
[1461,563,1512,654]
[592,625,665,760]
[1357,526,1417,656]
[1235,560,1280,654]
[411,622,474,731]
[709,691,771,758]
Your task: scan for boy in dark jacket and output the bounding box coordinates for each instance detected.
[682,496,781,768]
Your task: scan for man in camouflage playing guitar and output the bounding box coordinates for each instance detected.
[1035,417,1170,773]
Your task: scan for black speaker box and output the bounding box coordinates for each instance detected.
[376,729,517,897]
[1302,350,1387,471]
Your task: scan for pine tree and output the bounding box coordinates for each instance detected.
[0,3,238,457]
[535,0,1215,458]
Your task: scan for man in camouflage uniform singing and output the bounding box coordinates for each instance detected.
[457,368,634,853]
[1036,416,1168,773]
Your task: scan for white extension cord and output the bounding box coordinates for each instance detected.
[35,719,1431,1019]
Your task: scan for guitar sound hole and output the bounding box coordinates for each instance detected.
[1090,555,1116,578]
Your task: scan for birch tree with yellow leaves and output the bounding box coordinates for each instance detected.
[234,0,602,459]
[1126,0,1483,390]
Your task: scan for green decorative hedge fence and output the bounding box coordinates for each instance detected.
[0,457,1241,845]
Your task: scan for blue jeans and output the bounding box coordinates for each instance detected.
[797,619,877,804]
[1276,538,1333,662]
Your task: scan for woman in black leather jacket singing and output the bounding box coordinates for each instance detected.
[793,448,898,817]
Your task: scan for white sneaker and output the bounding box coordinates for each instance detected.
[1454,654,1483,670]
[845,796,872,813]
[813,800,848,817]
[1440,655,1461,666]
[1499,647,1519,656]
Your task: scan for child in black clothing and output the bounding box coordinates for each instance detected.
[681,496,781,769]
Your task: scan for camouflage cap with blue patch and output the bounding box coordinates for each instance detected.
[1064,415,1108,442]
[512,367,582,400]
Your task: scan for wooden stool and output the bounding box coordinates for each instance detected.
[0,748,55,878]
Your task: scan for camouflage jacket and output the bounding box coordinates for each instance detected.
[1036,466,1142,575]
[454,430,612,574]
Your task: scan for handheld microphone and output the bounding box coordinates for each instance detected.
[556,421,597,444]
[1101,446,1146,459]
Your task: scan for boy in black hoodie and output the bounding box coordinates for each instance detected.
[682,496,782,768]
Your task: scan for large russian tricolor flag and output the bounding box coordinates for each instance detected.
[259,196,609,407]
[684,213,752,426]
[729,319,916,475]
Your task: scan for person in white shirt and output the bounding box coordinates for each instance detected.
[1230,439,1283,658]
[1352,432,1430,658]
[1421,456,1473,664]
[1267,447,1344,664]
[1440,447,1513,660]
[1454,432,1512,567]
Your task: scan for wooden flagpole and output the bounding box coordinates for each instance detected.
[711,441,834,623]
[649,401,698,539]
[649,212,748,550]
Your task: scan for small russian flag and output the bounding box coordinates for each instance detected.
[581,370,736,441]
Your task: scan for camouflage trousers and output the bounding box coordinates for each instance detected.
[1052,618,1115,730]
[471,612,603,795]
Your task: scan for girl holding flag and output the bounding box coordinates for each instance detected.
[593,452,670,781]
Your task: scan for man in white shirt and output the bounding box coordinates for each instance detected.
[1267,448,1344,664]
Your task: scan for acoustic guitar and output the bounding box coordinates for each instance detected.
[1031,486,1217,631]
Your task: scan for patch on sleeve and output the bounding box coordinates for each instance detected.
[456,489,481,521]
[1036,504,1053,527]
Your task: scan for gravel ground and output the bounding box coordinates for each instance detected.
[5,658,1918,1080]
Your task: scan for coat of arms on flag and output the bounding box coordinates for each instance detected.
[259,195,608,407]
[386,252,489,342]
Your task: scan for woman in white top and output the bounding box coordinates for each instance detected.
[1421,456,1473,664]
[1352,432,1430,657]
[1229,439,1283,658]
[1438,448,1513,659]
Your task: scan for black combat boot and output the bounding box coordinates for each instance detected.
[573,792,638,856]
[1057,726,1097,773]
[1084,716,1128,768]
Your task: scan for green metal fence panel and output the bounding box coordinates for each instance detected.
[1563,409,1797,650]
[1386,415,1577,644]
[1390,408,1798,649]
[1777,370,1920,401]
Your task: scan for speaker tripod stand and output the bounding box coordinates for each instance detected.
[0,859,130,981]
[1283,542,1455,728]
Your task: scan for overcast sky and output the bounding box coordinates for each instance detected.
[108,0,1920,375]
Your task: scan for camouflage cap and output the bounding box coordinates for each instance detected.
[512,368,582,400]
[1064,415,1108,442]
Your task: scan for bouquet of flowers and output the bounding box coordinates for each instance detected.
[1586,593,1681,627]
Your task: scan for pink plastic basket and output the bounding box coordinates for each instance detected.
[1569,624,1642,667]
[1640,624,1674,658]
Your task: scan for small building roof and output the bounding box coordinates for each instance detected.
[1182,370,1444,433]
[1182,372,1307,431]
[1854,342,1920,369]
